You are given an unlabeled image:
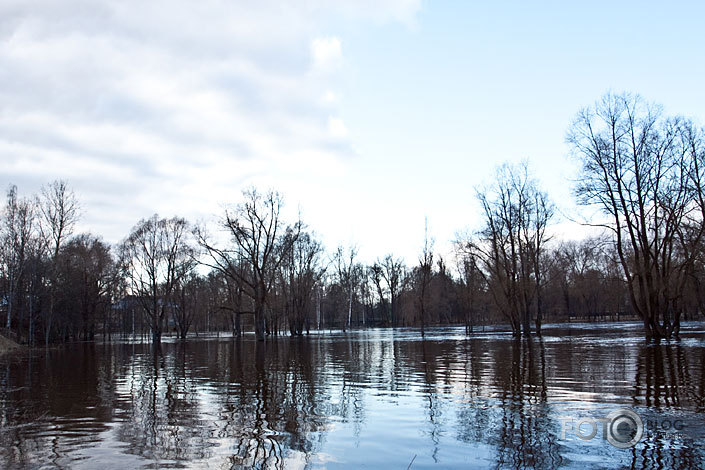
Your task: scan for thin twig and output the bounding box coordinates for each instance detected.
[407,454,417,469]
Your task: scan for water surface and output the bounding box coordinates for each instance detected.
[1,322,704,468]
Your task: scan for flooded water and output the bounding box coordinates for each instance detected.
[1,322,704,469]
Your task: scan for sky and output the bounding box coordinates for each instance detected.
[2,0,705,265]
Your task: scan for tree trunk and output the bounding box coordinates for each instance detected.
[152,327,162,344]
[535,289,543,336]
[6,273,13,329]
[347,286,353,331]
[521,308,531,338]
[233,312,241,337]
[255,305,266,341]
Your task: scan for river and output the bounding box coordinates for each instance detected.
[1,322,704,468]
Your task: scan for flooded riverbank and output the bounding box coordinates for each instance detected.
[0,322,703,468]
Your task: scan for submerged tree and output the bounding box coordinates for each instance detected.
[1,185,44,340]
[197,188,298,341]
[173,273,208,340]
[454,248,484,335]
[281,230,325,335]
[369,263,388,325]
[464,162,554,337]
[333,245,358,332]
[56,234,115,341]
[39,180,80,344]
[416,218,434,337]
[377,254,406,327]
[568,92,705,339]
[119,215,194,344]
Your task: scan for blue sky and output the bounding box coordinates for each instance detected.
[2,1,704,264]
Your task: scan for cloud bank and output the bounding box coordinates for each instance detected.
[0,0,420,241]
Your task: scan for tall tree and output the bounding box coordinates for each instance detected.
[568,92,705,338]
[334,246,358,332]
[369,263,388,326]
[380,254,406,327]
[465,162,553,337]
[281,230,325,335]
[1,186,39,335]
[416,218,434,337]
[173,273,206,340]
[454,248,483,335]
[119,215,194,344]
[56,234,115,341]
[39,180,79,344]
[197,188,297,341]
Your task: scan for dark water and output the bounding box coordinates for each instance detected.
[1,322,704,469]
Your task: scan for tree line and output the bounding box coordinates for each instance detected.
[1,92,704,343]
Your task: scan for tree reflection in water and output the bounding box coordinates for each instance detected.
[0,323,703,468]
[448,336,561,468]
[627,342,705,469]
[114,339,328,469]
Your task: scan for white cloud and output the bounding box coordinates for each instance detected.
[322,90,339,104]
[0,0,419,243]
[328,117,349,139]
[311,36,342,71]
[318,0,422,26]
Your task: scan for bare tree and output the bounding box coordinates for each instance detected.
[333,245,358,332]
[173,273,206,340]
[369,263,388,325]
[416,218,434,337]
[281,230,325,335]
[40,181,80,262]
[197,188,297,341]
[56,234,115,341]
[38,180,80,344]
[568,92,705,338]
[119,215,194,344]
[464,162,553,337]
[380,254,406,327]
[454,247,483,335]
[529,184,554,333]
[1,186,39,335]
[358,266,372,327]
